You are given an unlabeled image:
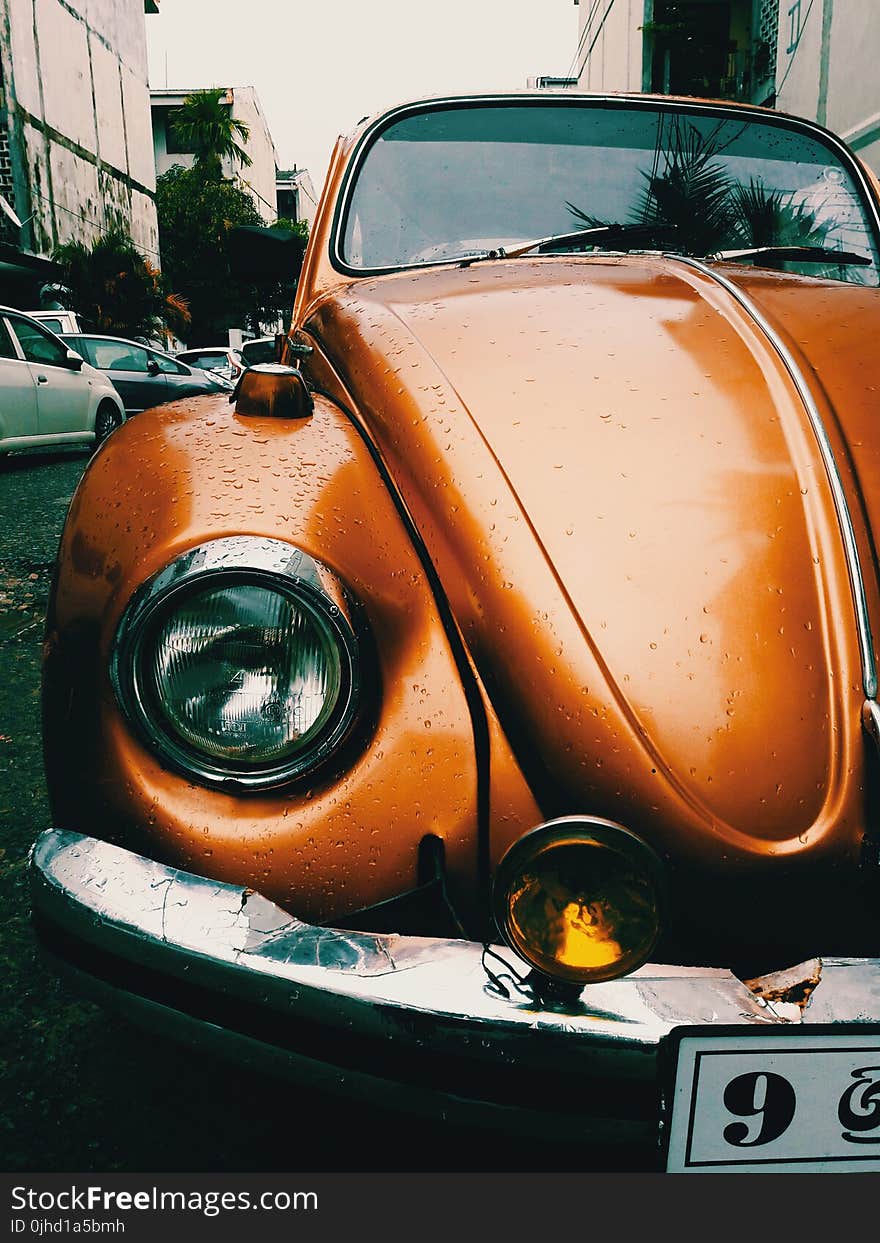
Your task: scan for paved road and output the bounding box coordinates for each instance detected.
[0,447,657,1175]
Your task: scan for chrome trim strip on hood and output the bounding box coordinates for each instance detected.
[668,255,878,706]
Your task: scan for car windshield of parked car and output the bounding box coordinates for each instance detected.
[340,101,880,284]
[33,316,65,333]
[151,351,189,375]
[240,339,276,366]
[179,351,222,369]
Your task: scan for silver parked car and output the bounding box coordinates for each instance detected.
[62,333,234,414]
[0,306,125,455]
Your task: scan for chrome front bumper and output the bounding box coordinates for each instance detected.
[29,829,880,1146]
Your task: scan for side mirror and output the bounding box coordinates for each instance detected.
[233,363,313,420]
[63,349,84,371]
[146,359,160,375]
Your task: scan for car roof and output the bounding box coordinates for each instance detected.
[340,88,831,153]
[62,331,173,351]
[60,332,196,365]
[0,305,55,317]
[178,346,235,353]
[63,332,148,343]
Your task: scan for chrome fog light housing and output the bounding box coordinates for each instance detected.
[111,537,362,790]
[492,816,666,986]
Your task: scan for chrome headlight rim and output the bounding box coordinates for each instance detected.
[110,537,363,791]
[492,815,667,986]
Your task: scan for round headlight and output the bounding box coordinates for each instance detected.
[112,538,361,789]
[492,816,665,986]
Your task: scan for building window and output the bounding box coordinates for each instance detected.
[164,113,196,156]
[277,188,298,218]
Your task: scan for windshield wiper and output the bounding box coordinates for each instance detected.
[709,244,872,267]
[458,222,679,267]
[456,233,872,270]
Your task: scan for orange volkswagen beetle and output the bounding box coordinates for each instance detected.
[30,92,880,1171]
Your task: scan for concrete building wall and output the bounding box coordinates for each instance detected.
[0,0,158,262]
[295,171,317,228]
[230,87,277,223]
[575,0,647,93]
[775,0,880,174]
[152,86,278,224]
[774,0,826,122]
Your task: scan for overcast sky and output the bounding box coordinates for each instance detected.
[146,0,579,199]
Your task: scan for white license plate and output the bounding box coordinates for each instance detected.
[664,1026,880,1172]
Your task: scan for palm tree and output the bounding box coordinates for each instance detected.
[169,89,252,180]
[567,118,830,260]
[634,118,737,256]
[729,178,831,249]
[54,227,191,339]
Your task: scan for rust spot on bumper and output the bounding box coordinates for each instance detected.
[744,957,823,1015]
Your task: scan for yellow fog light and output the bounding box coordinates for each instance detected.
[492,816,665,987]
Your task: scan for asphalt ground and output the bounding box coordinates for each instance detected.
[0,445,659,1176]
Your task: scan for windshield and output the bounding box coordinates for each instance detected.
[339,101,880,284]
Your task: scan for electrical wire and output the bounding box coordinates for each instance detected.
[481,944,535,1001]
[240,173,314,220]
[565,0,605,80]
[775,0,817,99]
[31,169,304,270]
[577,0,618,80]
[236,176,277,217]
[296,178,318,208]
[28,187,164,261]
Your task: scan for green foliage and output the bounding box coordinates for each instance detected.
[273,216,310,246]
[157,92,309,344]
[728,179,830,249]
[169,89,252,179]
[53,227,190,339]
[567,119,832,260]
[156,165,301,344]
[635,119,737,256]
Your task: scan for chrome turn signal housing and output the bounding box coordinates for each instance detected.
[233,363,313,420]
[492,816,666,987]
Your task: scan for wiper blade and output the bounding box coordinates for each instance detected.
[710,245,872,267]
[458,222,679,267]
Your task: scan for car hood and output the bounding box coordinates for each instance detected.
[307,257,880,870]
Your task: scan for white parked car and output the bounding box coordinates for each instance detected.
[174,345,244,383]
[238,336,278,367]
[0,306,125,454]
[25,308,82,335]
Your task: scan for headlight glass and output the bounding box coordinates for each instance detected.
[493,817,665,986]
[148,583,342,763]
[112,538,361,789]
